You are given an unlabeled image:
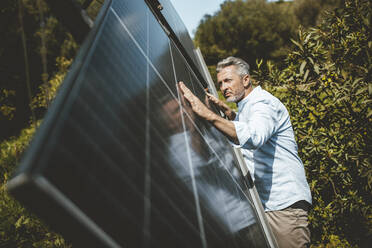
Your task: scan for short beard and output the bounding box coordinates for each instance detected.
[226,90,245,103]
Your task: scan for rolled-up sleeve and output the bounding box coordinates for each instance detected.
[232,101,277,150]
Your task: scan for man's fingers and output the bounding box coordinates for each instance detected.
[178,81,191,94]
[205,92,213,98]
[206,92,217,99]
[178,81,195,100]
[178,81,185,94]
[206,93,215,101]
[206,93,220,103]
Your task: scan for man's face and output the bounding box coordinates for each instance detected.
[217,65,247,103]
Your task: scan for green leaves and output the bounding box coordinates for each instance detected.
[291,38,304,52]
[0,123,71,247]
[195,0,299,67]
[300,60,307,75]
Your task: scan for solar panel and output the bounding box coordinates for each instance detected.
[7,0,272,247]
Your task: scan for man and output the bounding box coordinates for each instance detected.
[178,56,312,248]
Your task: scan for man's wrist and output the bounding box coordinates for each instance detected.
[225,110,236,120]
[207,111,225,123]
[203,109,217,122]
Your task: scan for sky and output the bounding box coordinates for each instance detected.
[169,0,226,38]
[169,0,287,38]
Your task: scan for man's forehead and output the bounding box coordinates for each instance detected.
[217,65,238,79]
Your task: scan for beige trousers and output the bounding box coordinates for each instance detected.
[265,208,310,248]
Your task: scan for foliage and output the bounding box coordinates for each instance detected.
[31,50,75,110]
[0,0,84,246]
[253,0,372,246]
[0,31,74,245]
[0,0,79,141]
[0,123,71,247]
[0,44,72,248]
[194,0,298,68]
[292,0,343,27]
[0,89,16,120]
[194,0,345,70]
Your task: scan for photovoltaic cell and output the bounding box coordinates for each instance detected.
[7,0,270,247]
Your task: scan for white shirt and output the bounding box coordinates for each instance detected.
[232,86,312,211]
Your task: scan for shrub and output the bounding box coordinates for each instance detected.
[253,0,371,246]
[0,124,70,247]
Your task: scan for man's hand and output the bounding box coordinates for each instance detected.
[205,92,236,120]
[178,82,239,144]
[178,82,215,121]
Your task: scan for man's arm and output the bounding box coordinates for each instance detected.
[178,82,239,144]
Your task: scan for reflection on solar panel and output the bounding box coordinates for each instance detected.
[7,0,273,247]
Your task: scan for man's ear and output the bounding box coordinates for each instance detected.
[243,74,250,88]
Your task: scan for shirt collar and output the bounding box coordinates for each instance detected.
[237,86,262,110]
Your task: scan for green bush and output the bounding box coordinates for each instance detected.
[0,1,75,244]
[0,124,70,247]
[253,0,371,246]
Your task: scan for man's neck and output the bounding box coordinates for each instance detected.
[245,85,254,97]
[237,86,254,103]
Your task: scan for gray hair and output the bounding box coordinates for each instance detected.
[216,56,250,77]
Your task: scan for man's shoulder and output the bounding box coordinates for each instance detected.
[250,87,281,106]
[260,87,280,100]
[245,88,290,119]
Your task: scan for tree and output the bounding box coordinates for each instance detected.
[0,0,80,141]
[292,0,343,27]
[0,0,104,142]
[194,0,298,68]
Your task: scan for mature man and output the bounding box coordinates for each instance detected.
[178,56,312,248]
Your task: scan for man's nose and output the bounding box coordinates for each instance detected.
[220,82,227,92]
